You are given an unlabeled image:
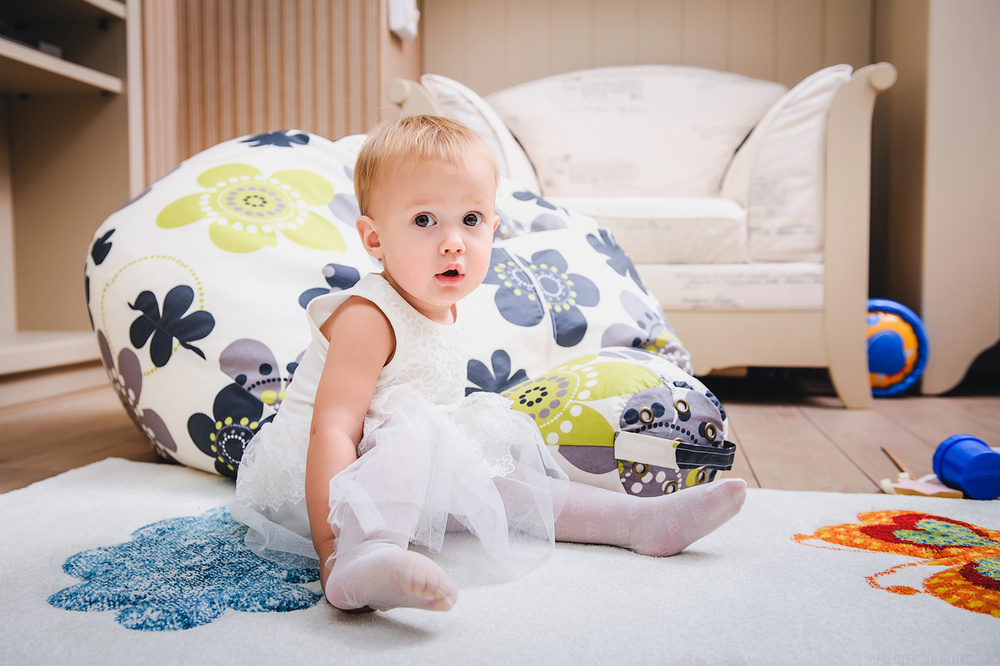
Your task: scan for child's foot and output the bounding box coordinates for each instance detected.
[631,478,747,556]
[324,543,458,612]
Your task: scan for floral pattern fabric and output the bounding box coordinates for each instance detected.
[501,348,732,495]
[85,130,691,477]
[156,163,343,253]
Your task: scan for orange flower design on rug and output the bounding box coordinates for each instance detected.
[795,511,1000,618]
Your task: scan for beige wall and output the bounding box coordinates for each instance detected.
[874,0,1000,387]
[143,0,421,185]
[422,0,873,94]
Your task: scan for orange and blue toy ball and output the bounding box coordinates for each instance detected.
[866,299,928,397]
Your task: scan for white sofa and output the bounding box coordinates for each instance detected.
[389,63,896,408]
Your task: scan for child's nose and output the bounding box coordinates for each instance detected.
[440,227,465,254]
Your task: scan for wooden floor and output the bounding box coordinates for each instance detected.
[1,369,998,495]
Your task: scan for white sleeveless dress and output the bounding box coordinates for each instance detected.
[232,273,566,577]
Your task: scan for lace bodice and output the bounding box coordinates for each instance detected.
[362,274,468,408]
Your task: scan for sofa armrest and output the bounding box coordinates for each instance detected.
[387,78,443,116]
[824,62,897,408]
[721,65,853,264]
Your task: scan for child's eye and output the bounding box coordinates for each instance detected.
[463,212,484,227]
[414,213,437,228]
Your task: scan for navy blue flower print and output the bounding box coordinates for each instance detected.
[298,262,363,308]
[507,191,569,234]
[85,273,92,330]
[483,248,545,328]
[239,130,310,148]
[588,229,647,293]
[49,506,320,631]
[513,190,558,210]
[484,248,600,347]
[467,349,528,395]
[129,285,215,367]
[91,229,114,265]
[526,249,600,347]
[188,384,271,477]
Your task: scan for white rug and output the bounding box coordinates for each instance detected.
[1,459,998,665]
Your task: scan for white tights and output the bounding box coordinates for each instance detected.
[323,477,747,612]
[552,477,747,556]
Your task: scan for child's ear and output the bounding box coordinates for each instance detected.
[491,214,499,233]
[356,215,383,259]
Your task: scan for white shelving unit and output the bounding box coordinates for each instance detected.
[0,0,142,404]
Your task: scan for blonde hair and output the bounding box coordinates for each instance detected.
[354,115,499,217]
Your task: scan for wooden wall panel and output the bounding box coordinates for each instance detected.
[684,0,730,71]
[509,0,550,84]
[636,0,682,64]
[775,0,824,85]
[552,0,597,72]
[594,0,638,68]
[423,0,874,95]
[142,0,419,185]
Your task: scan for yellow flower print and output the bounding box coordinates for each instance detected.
[157,164,344,253]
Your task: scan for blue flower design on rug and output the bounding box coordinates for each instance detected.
[48,506,321,631]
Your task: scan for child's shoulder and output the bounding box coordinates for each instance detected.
[319,294,392,342]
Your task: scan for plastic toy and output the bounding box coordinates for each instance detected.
[932,435,1000,501]
[866,298,929,397]
[878,445,961,498]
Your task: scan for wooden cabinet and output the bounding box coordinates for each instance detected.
[0,0,142,404]
[875,0,1000,394]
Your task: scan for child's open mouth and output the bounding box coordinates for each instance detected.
[437,267,463,284]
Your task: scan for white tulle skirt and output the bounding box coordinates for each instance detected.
[233,386,567,579]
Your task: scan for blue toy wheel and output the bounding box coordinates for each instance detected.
[866,299,929,397]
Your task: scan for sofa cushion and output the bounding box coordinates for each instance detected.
[420,74,542,194]
[486,65,786,199]
[721,65,852,263]
[638,262,824,311]
[546,196,748,264]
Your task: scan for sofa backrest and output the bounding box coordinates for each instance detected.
[485,66,786,199]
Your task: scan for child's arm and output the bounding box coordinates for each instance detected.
[305,296,395,580]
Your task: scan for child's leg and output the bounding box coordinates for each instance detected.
[553,477,747,556]
[322,413,462,613]
[323,514,457,613]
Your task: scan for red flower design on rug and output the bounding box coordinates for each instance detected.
[795,511,1000,619]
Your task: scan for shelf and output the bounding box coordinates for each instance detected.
[0,331,100,375]
[0,0,125,22]
[79,0,127,20]
[0,0,132,399]
[0,37,123,94]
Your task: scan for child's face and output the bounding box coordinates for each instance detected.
[357,154,499,324]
